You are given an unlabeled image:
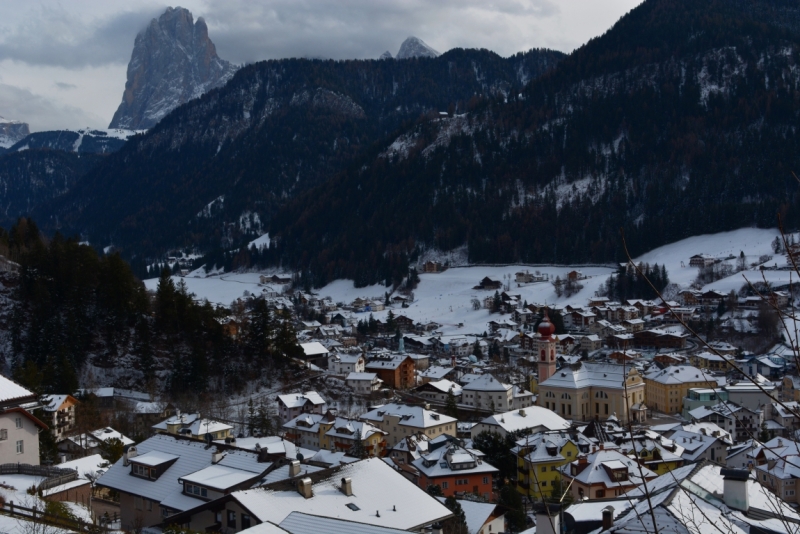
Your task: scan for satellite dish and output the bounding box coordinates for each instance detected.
[296,453,304,461]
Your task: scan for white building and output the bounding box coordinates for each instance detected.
[0,375,45,465]
[346,372,383,394]
[461,374,534,412]
[328,353,365,376]
[276,391,327,423]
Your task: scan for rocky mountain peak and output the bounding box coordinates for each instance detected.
[109,6,237,130]
[396,36,440,59]
[0,117,30,149]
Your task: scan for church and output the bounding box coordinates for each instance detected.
[535,313,647,424]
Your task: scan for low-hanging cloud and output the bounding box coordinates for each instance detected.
[0,5,162,68]
[0,84,105,131]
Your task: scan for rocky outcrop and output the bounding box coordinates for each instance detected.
[0,117,30,149]
[108,7,237,130]
[396,37,440,59]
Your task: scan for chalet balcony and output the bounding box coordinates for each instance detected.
[518,481,530,490]
[517,465,527,475]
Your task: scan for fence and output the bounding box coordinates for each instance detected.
[0,501,111,533]
[0,463,78,492]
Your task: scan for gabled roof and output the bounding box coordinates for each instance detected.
[277,392,326,409]
[0,374,35,406]
[461,374,511,393]
[97,434,265,508]
[479,407,569,434]
[540,362,637,390]
[644,365,715,385]
[232,458,452,530]
[360,403,456,429]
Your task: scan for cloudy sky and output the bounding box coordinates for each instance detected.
[0,0,643,132]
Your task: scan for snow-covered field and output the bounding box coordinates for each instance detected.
[144,226,794,336]
[634,227,782,287]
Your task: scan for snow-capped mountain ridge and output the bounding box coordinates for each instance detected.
[396,37,440,59]
[0,116,30,149]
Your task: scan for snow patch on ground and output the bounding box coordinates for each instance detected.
[633,227,782,288]
[248,233,270,250]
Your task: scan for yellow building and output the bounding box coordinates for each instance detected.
[513,431,587,500]
[359,403,457,446]
[537,362,647,424]
[622,437,685,476]
[643,365,717,414]
[152,413,233,441]
[282,412,387,457]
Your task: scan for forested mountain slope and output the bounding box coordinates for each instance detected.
[264,0,800,286]
[40,48,563,256]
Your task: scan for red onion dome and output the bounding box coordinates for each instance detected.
[538,315,555,337]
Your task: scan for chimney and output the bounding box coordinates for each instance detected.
[536,505,561,534]
[123,445,138,466]
[341,477,353,496]
[721,469,749,513]
[212,451,225,464]
[602,506,615,530]
[289,460,301,478]
[297,477,313,499]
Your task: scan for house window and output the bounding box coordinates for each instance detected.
[541,466,547,472]
[483,477,489,484]
[15,440,23,454]
[242,514,251,529]
[0,429,6,440]
[442,482,449,489]
[135,496,143,510]
[542,481,547,487]
[185,483,208,498]
[15,418,22,429]
[227,510,236,529]
[146,499,152,511]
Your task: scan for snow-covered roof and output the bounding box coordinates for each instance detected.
[0,374,34,404]
[42,394,74,412]
[412,444,497,478]
[300,342,329,357]
[180,464,260,491]
[186,418,233,436]
[277,391,326,409]
[461,374,511,393]
[539,362,636,390]
[346,372,379,381]
[563,449,656,489]
[360,403,456,429]
[59,454,108,480]
[480,407,569,434]
[644,365,715,385]
[424,379,462,395]
[97,435,265,509]
[277,511,411,534]
[232,458,451,530]
[435,497,500,534]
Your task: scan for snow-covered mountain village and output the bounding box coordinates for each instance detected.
[4,225,800,534]
[5,1,800,534]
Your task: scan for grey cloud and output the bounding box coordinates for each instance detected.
[54,82,77,90]
[0,84,105,130]
[0,5,163,68]
[199,0,565,65]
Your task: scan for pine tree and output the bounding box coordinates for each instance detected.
[445,388,459,419]
[351,427,367,458]
[247,399,256,437]
[442,496,469,534]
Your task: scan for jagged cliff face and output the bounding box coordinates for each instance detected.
[0,117,30,149]
[108,7,237,130]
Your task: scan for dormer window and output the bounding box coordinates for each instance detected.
[131,464,156,479]
[185,483,208,498]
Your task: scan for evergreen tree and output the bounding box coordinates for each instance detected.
[445,388,459,419]
[351,427,367,458]
[442,496,469,534]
